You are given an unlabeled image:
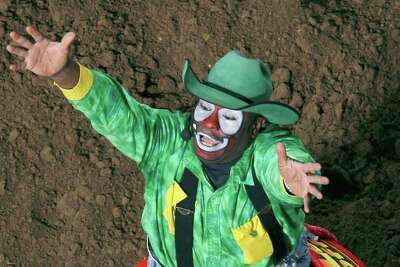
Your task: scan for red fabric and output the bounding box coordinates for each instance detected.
[305,223,338,242]
[135,257,147,267]
[306,224,366,267]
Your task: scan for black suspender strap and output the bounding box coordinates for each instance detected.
[175,168,198,267]
[244,164,290,264]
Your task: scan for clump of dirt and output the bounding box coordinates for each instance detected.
[0,0,399,266]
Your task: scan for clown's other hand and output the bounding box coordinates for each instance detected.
[7,26,79,88]
[276,143,329,213]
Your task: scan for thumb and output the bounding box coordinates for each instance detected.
[61,32,76,49]
[276,143,288,168]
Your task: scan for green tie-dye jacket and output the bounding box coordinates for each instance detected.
[58,64,314,267]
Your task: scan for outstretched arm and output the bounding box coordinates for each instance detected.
[6,26,186,175]
[7,26,79,88]
[277,143,329,213]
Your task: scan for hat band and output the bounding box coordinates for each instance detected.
[203,81,254,105]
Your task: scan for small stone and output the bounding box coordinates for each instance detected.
[272,68,291,83]
[202,33,210,42]
[65,133,76,145]
[112,207,121,218]
[98,51,115,67]
[380,201,393,219]
[354,140,372,157]
[390,28,400,42]
[122,78,135,90]
[134,72,147,93]
[146,85,162,95]
[126,44,136,55]
[121,196,129,206]
[384,162,400,180]
[40,146,55,162]
[96,195,106,206]
[273,83,291,100]
[334,102,343,120]
[364,67,376,82]
[362,170,375,184]
[57,192,79,217]
[26,148,35,161]
[0,0,10,13]
[77,186,93,203]
[290,92,304,108]
[8,129,19,143]
[302,102,320,121]
[100,167,112,177]
[295,35,312,53]
[111,157,120,166]
[97,15,109,27]
[0,177,5,196]
[308,16,317,26]
[0,24,4,37]
[95,161,106,169]
[353,63,363,74]
[123,241,135,253]
[158,76,176,93]
[374,36,384,46]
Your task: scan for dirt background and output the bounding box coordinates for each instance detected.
[0,0,399,266]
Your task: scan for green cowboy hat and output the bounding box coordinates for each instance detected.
[182,50,300,125]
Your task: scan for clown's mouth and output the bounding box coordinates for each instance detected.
[195,132,228,152]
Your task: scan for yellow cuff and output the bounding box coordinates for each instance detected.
[55,63,93,101]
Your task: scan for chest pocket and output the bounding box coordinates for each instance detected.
[163,181,187,235]
[232,215,274,264]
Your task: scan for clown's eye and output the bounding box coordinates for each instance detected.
[223,115,236,121]
[194,100,215,122]
[200,103,212,111]
[219,109,243,135]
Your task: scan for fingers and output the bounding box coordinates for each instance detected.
[26,26,45,43]
[308,184,323,200]
[302,162,321,173]
[276,143,288,168]
[6,45,28,58]
[9,32,33,49]
[303,194,310,213]
[9,62,27,72]
[61,32,76,49]
[308,175,329,185]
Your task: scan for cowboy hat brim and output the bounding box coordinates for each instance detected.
[182,60,300,125]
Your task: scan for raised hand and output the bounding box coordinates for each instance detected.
[7,26,76,78]
[277,143,329,213]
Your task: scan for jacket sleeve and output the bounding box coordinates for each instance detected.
[253,129,316,247]
[56,64,186,173]
[254,128,315,207]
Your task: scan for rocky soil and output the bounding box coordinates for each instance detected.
[0,0,399,266]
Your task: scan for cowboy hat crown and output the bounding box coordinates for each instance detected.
[182,50,299,125]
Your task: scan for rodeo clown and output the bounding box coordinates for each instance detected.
[7,27,330,267]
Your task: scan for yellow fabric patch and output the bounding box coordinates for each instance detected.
[163,181,187,235]
[232,215,274,264]
[55,63,93,101]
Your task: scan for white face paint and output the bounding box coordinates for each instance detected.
[194,99,215,122]
[218,108,243,135]
[193,100,244,152]
[195,132,229,152]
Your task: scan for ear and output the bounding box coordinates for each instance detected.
[251,116,267,138]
